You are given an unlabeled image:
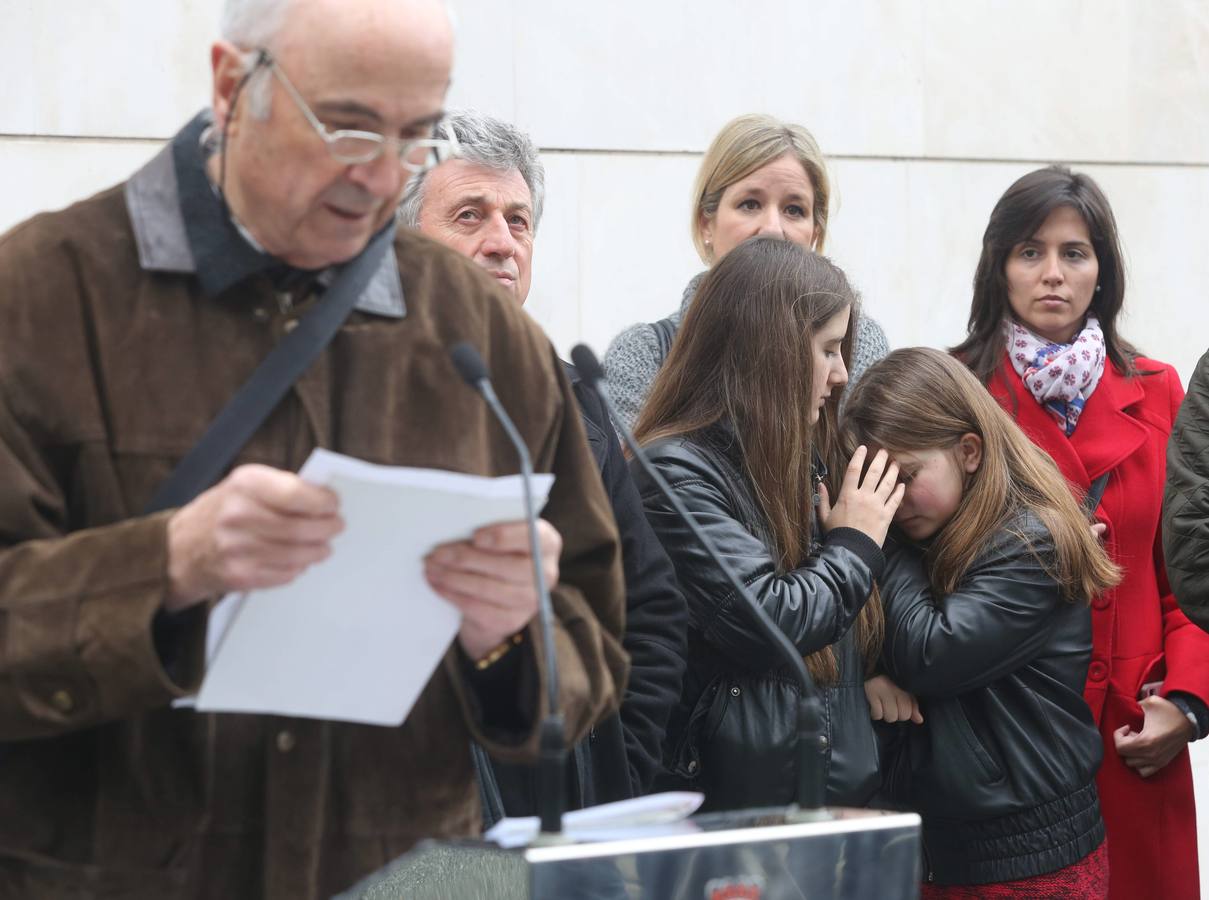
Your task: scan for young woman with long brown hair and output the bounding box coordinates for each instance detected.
[845,348,1120,897]
[631,237,902,810]
[953,166,1209,900]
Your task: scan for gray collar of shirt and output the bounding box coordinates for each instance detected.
[123,110,405,319]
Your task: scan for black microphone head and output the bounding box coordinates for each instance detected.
[449,341,490,387]
[570,344,605,387]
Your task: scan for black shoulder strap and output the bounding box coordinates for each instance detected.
[144,226,395,513]
[470,741,507,829]
[651,315,677,362]
[1084,472,1110,514]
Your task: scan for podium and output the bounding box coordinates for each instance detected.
[335,807,922,899]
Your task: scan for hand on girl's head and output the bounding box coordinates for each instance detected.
[817,446,905,546]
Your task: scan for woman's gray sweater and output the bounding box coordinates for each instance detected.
[602,271,891,429]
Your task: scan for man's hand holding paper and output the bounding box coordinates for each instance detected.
[190,449,562,726]
[425,519,561,659]
[165,464,345,612]
[165,454,563,667]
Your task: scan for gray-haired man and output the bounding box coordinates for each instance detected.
[0,4,626,896]
[401,110,688,818]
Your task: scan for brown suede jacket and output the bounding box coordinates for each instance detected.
[0,135,626,899]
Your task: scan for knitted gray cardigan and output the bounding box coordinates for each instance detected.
[602,271,891,429]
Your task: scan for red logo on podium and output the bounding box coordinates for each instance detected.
[704,876,764,900]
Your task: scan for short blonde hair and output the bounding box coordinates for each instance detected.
[691,114,831,264]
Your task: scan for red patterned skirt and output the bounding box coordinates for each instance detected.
[920,840,1108,899]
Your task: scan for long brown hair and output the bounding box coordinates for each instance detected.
[634,237,882,683]
[844,348,1121,600]
[952,165,1139,389]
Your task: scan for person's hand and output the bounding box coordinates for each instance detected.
[424,519,561,660]
[165,465,344,612]
[1114,695,1196,778]
[817,446,905,546]
[865,675,923,724]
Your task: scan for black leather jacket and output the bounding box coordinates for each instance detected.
[878,512,1104,885]
[633,427,885,811]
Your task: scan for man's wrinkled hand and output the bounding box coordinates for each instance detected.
[165,464,344,612]
[425,518,561,660]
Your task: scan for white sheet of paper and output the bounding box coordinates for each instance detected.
[483,792,705,848]
[192,448,553,726]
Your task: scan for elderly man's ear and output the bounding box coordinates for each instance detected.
[210,41,251,137]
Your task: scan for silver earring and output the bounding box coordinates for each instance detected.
[1095,284,1102,292]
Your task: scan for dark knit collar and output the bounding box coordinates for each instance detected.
[171,111,283,298]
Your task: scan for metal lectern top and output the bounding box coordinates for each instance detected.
[336,806,922,900]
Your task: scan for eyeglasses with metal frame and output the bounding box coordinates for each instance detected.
[248,48,458,172]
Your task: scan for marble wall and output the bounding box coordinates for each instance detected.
[2,0,1206,379]
[2,0,1209,889]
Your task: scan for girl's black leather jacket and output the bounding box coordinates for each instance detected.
[878,512,1104,885]
[633,427,885,810]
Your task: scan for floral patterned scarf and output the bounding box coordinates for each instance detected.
[1006,317,1106,436]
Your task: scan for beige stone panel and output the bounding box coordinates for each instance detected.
[446,0,518,118]
[0,0,515,139]
[0,1,220,139]
[8,0,1206,165]
[3,1,38,135]
[826,157,1029,355]
[1194,740,1209,897]
[573,152,704,359]
[917,0,1209,165]
[521,152,583,355]
[1123,0,1209,165]
[486,0,1207,164]
[1083,163,1209,383]
[509,0,928,156]
[0,138,160,236]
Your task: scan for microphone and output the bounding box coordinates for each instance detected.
[449,342,566,835]
[570,344,827,810]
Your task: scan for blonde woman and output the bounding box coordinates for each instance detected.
[603,113,889,428]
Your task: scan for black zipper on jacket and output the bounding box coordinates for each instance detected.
[922,835,934,883]
[810,456,828,555]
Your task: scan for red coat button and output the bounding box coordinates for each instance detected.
[1088,661,1109,682]
[1093,594,1111,610]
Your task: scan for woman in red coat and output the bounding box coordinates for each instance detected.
[953,166,1209,899]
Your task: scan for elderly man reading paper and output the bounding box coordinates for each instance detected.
[0,1,626,897]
